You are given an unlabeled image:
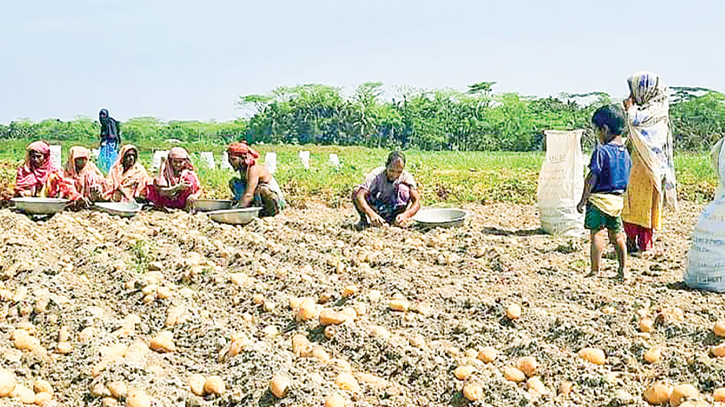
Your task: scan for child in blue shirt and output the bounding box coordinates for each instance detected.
[577,105,632,281]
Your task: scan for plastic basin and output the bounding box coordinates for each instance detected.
[413,208,470,228]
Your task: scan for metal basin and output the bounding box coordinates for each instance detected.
[207,207,261,225]
[94,202,142,217]
[11,197,70,214]
[413,208,470,228]
[194,199,233,212]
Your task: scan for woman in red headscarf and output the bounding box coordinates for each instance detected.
[64,146,106,200]
[14,141,81,202]
[227,142,285,217]
[146,147,202,210]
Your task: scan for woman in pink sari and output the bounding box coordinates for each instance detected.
[146,147,202,210]
[64,146,106,200]
[14,141,81,202]
[103,145,150,202]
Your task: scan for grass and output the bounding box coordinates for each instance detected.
[0,140,719,207]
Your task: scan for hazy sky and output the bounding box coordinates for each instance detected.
[1,0,722,123]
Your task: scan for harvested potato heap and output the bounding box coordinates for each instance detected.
[0,201,722,406]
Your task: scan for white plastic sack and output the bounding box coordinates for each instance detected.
[684,139,725,291]
[49,145,62,169]
[299,151,310,169]
[221,152,232,170]
[200,152,215,169]
[152,150,168,171]
[537,130,585,236]
[329,153,340,168]
[265,152,277,174]
[91,148,100,159]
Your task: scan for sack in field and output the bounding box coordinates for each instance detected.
[152,150,168,171]
[200,152,215,169]
[265,152,277,174]
[684,138,725,292]
[537,130,585,236]
[49,145,62,169]
[299,151,310,169]
[221,152,232,170]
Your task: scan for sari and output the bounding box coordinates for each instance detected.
[14,141,64,197]
[64,146,106,199]
[103,145,150,202]
[621,72,677,251]
[146,147,201,209]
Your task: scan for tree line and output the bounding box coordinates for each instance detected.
[1,82,722,151]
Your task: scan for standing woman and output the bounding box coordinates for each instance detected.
[621,72,678,252]
[98,108,121,173]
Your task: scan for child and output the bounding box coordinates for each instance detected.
[577,105,632,281]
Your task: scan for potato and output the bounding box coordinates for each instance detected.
[367,290,382,302]
[292,335,311,357]
[670,384,699,407]
[311,347,330,364]
[462,382,483,401]
[253,294,265,305]
[516,356,537,377]
[389,299,410,312]
[710,343,725,357]
[411,302,432,316]
[340,307,356,322]
[506,304,521,320]
[15,384,35,403]
[156,286,173,300]
[204,376,225,396]
[324,326,337,339]
[527,377,549,395]
[58,326,70,343]
[78,327,97,342]
[101,397,118,407]
[165,305,186,328]
[56,341,72,355]
[126,389,151,407]
[188,374,206,396]
[335,373,360,393]
[503,367,525,382]
[107,381,127,399]
[644,346,663,364]
[270,375,290,398]
[90,383,109,398]
[714,321,725,337]
[477,347,497,363]
[0,368,17,397]
[353,302,368,317]
[578,348,606,365]
[289,297,303,310]
[369,325,391,340]
[14,331,40,351]
[319,310,346,326]
[297,298,318,321]
[714,387,725,402]
[639,318,654,333]
[318,292,334,304]
[101,343,128,359]
[34,380,53,395]
[34,392,53,404]
[328,359,352,373]
[559,381,573,395]
[453,365,475,380]
[149,333,175,353]
[408,334,426,349]
[644,382,673,405]
[342,285,358,298]
[325,393,346,407]
[355,373,388,389]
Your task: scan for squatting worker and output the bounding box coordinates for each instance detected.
[227,142,285,217]
[147,147,202,211]
[352,151,421,228]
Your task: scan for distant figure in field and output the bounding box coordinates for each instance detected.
[352,151,421,229]
[103,145,150,202]
[98,108,121,174]
[577,105,632,281]
[227,142,285,217]
[146,147,202,211]
[621,72,677,253]
[64,146,106,201]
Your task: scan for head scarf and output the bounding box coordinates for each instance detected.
[15,141,59,192]
[104,145,149,200]
[158,147,195,187]
[626,71,677,210]
[228,142,259,166]
[99,108,119,138]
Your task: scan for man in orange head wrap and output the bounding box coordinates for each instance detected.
[227,142,285,217]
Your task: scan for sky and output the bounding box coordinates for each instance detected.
[1,0,723,124]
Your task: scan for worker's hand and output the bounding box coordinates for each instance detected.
[185,197,196,212]
[576,200,586,214]
[394,213,410,227]
[369,212,386,227]
[178,181,192,191]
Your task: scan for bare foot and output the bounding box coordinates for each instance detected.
[616,268,631,283]
[354,220,369,231]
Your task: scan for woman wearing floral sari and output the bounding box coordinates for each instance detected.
[64,146,106,200]
[622,72,678,252]
[103,145,150,202]
[146,147,202,211]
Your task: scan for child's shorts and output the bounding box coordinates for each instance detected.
[584,204,623,233]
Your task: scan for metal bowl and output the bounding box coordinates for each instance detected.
[11,197,70,214]
[93,202,142,218]
[207,207,262,225]
[413,208,470,228]
[194,199,233,212]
